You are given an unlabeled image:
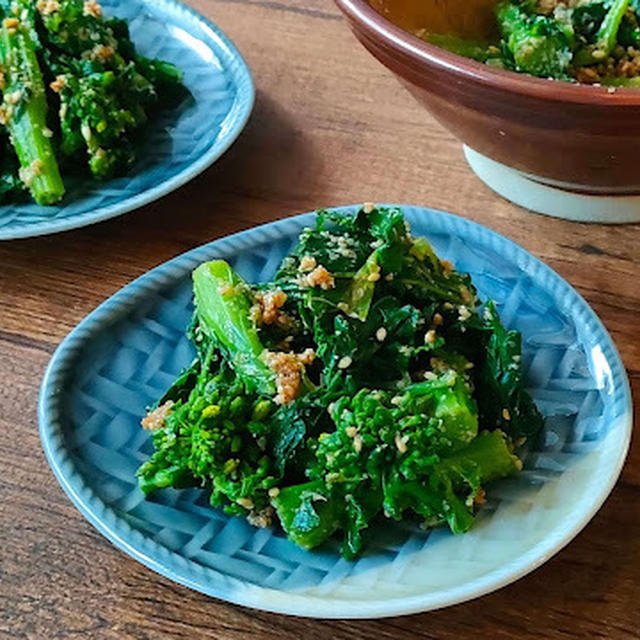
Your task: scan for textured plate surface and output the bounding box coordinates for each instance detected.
[0,0,254,240]
[39,205,632,618]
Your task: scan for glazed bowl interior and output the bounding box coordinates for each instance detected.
[366,0,500,43]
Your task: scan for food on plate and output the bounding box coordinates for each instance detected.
[136,206,544,559]
[0,0,185,205]
[370,0,640,85]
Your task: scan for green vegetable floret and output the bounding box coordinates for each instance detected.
[493,0,640,84]
[496,1,574,78]
[137,353,281,521]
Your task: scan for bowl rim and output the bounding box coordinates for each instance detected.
[335,0,640,106]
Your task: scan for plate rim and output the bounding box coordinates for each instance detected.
[38,204,633,618]
[0,0,255,241]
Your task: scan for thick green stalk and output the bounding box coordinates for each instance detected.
[271,481,341,549]
[597,0,629,55]
[424,33,492,62]
[435,430,521,487]
[0,18,64,205]
[193,260,275,395]
[573,0,630,67]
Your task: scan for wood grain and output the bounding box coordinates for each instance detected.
[1,0,638,637]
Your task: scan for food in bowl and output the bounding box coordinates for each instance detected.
[136,206,544,559]
[371,0,640,85]
[0,0,185,206]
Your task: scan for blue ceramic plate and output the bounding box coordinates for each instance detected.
[39,205,632,618]
[0,0,254,241]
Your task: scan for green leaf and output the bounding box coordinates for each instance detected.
[272,481,341,549]
[341,250,379,321]
[475,301,544,439]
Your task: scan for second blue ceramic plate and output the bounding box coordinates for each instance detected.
[0,0,254,240]
[39,205,632,617]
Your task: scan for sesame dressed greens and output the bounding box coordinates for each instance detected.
[137,207,544,559]
[0,0,185,205]
[418,0,640,85]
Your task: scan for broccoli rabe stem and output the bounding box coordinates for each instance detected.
[424,33,493,62]
[434,430,521,488]
[193,261,276,396]
[600,75,640,86]
[0,18,65,205]
[573,0,630,66]
[597,0,629,55]
[137,455,195,496]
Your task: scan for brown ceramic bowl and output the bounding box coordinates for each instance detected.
[335,0,640,194]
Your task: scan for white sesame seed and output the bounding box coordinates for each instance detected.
[395,432,408,453]
[353,434,363,453]
[363,202,375,213]
[268,487,280,498]
[367,270,381,282]
[345,426,357,438]
[237,497,254,509]
[376,327,387,342]
[337,356,352,369]
[458,305,472,322]
[424,329,436,345]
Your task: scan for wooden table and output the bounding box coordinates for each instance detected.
[1,1,638,637]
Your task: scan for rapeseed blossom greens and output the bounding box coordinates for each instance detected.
[137,206,544,559]
[421,0,640,84]
[0,0,185,205]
